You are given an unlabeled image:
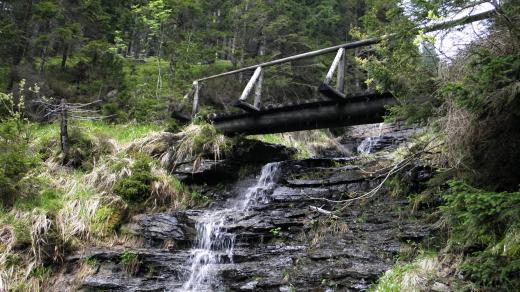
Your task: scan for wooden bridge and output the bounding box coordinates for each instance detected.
[181,10,494,136]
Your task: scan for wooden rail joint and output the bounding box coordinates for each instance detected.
[236,66,263,112]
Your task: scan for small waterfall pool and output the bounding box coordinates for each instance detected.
[180,162,281,291]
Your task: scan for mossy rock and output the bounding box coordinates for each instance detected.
[92,199,127,237]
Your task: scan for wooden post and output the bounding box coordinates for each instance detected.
[324,48,345,85]
[337,49,345,93]
[239,66,262,101]
[254,68,263,108]
[60,98,70,162]
[192,81,200,117]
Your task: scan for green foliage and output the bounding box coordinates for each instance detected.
[269,227,282,237]
[91,203,126,237]
[440,52,520,114]
[30,265,51,282]
[0,91,39,208]
[14,188,63,215]
[83,256,98,267]
[113,155,156,204]
[442,181,520,246]
[120,249,139,265]
[65,126,113,170]
[120,249,140,275]
[461,251,520,288]
[441,181,520,289]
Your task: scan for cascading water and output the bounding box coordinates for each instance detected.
[180,162,281,291]
[357,123,384,154]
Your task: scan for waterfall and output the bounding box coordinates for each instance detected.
[357,123,384,154]
[180,162,281,291]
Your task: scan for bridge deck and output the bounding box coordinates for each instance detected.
[210,92,396,135]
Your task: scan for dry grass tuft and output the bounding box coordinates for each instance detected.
[85,156,133,193]
[401,256,440,291]
[436,100,473,169]
[303,217,349,246]
[126,123,230,172]
[148,167,190,210]
[127,131,180,158]
[30,212,52,264]
[56,198,100,244]
[0,225,15,253]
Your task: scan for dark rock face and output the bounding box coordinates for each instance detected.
[122,213,196,248]
[230,139,297,163]
[56,124,430,291]
[60,162,429,291]
[173,159,237,184]
[173,140,296,185]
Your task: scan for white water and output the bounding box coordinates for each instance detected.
[357,123,384,154]
[180,162,281,291]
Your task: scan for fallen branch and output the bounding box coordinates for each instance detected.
[309,206,339,219]
[303,136,441,213]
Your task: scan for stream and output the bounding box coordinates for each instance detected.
[55,124,431,291]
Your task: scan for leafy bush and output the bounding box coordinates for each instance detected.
[113,156,156,204]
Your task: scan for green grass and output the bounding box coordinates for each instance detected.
[370,252,438,292]
[249,133,313,159]
[31,121,161,146]
[14,188,63,214]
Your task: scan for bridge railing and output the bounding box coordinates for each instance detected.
[189,9,495,117]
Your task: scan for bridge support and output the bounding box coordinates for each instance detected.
[212,93,397,136]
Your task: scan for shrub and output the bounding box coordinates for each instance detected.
[65,127,115,170]
[0,91,39,208]
[441,181,520,289]
[113,156,155,204]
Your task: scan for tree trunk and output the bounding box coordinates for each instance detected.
[8,0,33,90]
[61,44,69,70]
[60,98,70,163]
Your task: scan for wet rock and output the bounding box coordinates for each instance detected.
[122,213,196,248]
[285,169,369,187]
[231,139,296,163]
[59,123,432,291]
[174,140,295,185]
[173,159,237,184]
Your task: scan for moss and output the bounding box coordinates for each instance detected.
[113,155,156,204]
[91,202,126,237]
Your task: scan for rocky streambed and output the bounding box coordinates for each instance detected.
[54,124,431,291]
